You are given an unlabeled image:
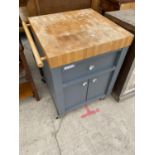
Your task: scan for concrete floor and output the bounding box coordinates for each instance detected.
[19,38,135,155]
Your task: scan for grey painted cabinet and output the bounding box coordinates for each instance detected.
[40,47,129,116]
[28,9,133,117]
[63,71,113,110]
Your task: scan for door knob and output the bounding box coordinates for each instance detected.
[89,65,95,71]
[82,82,88,86]
[92,78,98,83]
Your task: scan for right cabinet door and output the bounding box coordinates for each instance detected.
[87,71,113,100]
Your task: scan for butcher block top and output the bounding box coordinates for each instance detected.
[29,8,133,68]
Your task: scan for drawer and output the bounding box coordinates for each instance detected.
[61,50,120,83]
[63,80,88,110]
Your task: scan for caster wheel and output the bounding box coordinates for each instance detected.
[56,116,60,119]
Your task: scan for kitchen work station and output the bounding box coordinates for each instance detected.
[23,9,133,116]
[19,2,135,155]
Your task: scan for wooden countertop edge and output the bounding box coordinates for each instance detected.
[29,26,133,68]
[48,35,133,68]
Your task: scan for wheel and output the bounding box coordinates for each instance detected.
[56,116,60,119]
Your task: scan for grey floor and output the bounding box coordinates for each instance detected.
[19,38,135,155]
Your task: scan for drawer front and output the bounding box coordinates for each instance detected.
[63,80,88,110]
[61,50,120,83]
[87,71,113,100]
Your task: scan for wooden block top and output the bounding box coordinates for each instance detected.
[29,9,133,68]
[105,9,135,33]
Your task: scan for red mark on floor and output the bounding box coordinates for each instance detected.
[80,105,100,118]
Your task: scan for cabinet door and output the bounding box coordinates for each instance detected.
[87,72,113,100]
[63,80,88,110]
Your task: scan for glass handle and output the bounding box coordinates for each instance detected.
[82,82,88,87]
[89,65,95,71]
[92,78,98,83]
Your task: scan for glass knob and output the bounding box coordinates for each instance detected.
[89,65,95,71]
[82,82,87,86]
[92,78,98,83]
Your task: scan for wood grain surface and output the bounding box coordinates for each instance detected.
[26,0,91,16]
[91,0,102,12]
[29,9,133,68]
[120,2,135,10]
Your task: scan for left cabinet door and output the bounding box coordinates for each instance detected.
[63,80,88,110]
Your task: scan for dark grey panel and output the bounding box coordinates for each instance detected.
[87,71,113,100]
[64,94,106,115]
[43,62,54,97]
[63,80,88,110]
[61,50,120,83]
[50,68,66,116]
[106,48,129,96]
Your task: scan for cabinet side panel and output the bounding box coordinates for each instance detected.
[106,47,129,96]
[50,68,66,116]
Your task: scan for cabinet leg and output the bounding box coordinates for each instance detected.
[39,68,44,77]
[56,116,61,119]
